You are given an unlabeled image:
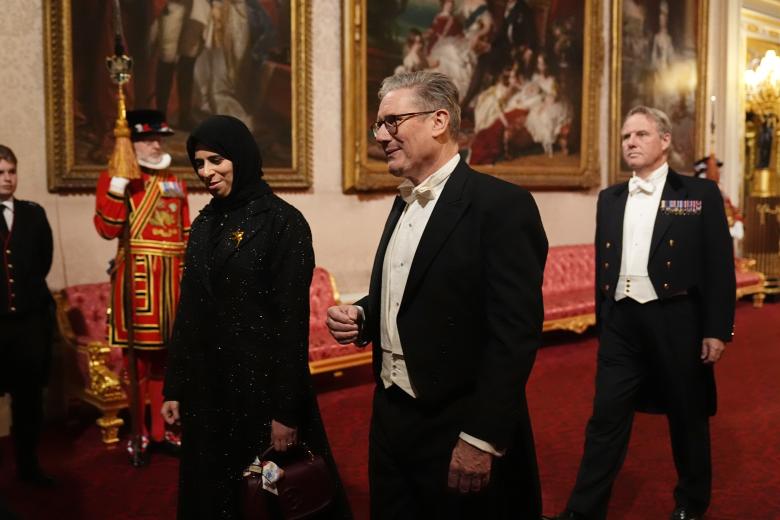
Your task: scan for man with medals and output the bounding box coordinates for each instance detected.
[94,109,190,462]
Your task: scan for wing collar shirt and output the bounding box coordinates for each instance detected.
[380,153,458,397]
[378,153,504,456]
[615,162,668,303]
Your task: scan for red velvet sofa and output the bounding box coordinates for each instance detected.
[56,255,766,445]
[540,244,766,333]
[55,267,368,444]
[542,245,597,333]
[55,283,126,446]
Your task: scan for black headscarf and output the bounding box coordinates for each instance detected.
[186,115,271,213]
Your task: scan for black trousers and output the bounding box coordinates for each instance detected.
[369,384,541,520]
[0,311,50,472]
[566,297,712,519]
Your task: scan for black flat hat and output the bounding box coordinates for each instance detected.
[127,109,175,140]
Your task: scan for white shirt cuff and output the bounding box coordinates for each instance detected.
[459,432,505,457]
[109,177,130,196]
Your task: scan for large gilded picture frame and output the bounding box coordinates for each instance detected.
[610,0,708,183]
[44,0,311,192]
[343,0,603,192]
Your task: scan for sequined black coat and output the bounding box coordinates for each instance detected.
[164,193,350,519]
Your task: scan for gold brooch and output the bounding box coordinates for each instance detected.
[231,230,245,247]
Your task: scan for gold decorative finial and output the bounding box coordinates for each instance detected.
[105,0,141,180]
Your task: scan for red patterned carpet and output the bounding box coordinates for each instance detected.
[1,300,779,519]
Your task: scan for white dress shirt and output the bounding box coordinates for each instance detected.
[379,154,459,395]
[376,154,502,456]
[615,163,668,303]
[1,198,14,231]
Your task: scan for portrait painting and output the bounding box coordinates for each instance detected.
[45,0,311,191]
[610,0,709,182]
[343,0,602,191]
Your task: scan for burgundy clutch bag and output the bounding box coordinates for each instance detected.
[243,445,335,520]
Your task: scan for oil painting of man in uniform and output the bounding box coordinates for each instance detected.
[70,0,294,170]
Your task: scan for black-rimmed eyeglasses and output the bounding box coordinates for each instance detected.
[371,110,437,138]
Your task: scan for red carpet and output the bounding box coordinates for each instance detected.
[2,300,779,519]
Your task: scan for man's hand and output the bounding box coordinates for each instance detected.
[448,438,493,494]
[271,419,298,452]
[161,401,180,425]
[701,337,726,364]
[326,305,362,344]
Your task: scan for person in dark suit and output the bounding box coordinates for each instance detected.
[0,144,55,486]
[161,116,351,519]
[462,0,538,110]
[551,106,736,520]
[493,0,538,68]
[327,71,548,520]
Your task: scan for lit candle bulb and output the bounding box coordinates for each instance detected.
[711,95,716,122]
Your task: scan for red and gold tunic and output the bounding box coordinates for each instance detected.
[94,169,191,350]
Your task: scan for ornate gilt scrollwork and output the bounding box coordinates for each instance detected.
[84,341,127,446]
[85,341,126,402]
[542,314,596,334]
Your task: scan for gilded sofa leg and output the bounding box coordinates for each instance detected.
[85,342,128,447]
[753,292,766,308]
[97,410,124,446]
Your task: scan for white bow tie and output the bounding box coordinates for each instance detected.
[399,183,435,204]
[628,176,655,195]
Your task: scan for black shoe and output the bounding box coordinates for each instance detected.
[17,466,55,487]
[126,435,150,467]
[548,511,589,520]
[671,507,703,520]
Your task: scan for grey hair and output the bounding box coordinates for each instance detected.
[378,71,461,136]
[625,105,673,138]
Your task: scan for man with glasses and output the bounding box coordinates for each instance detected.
[327,71,548,519]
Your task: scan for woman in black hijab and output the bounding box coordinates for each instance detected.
[162,116,351,519]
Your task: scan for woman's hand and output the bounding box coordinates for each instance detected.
[161,401,181,425]
[271,419,298,452]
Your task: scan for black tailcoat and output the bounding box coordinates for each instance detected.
[358,162,548,517]
[595,169,735,414]
[566,170,736,518]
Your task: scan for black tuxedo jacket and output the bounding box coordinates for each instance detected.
[595,169,736,341]
[0,199,53,316]
[357,161,548,451]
